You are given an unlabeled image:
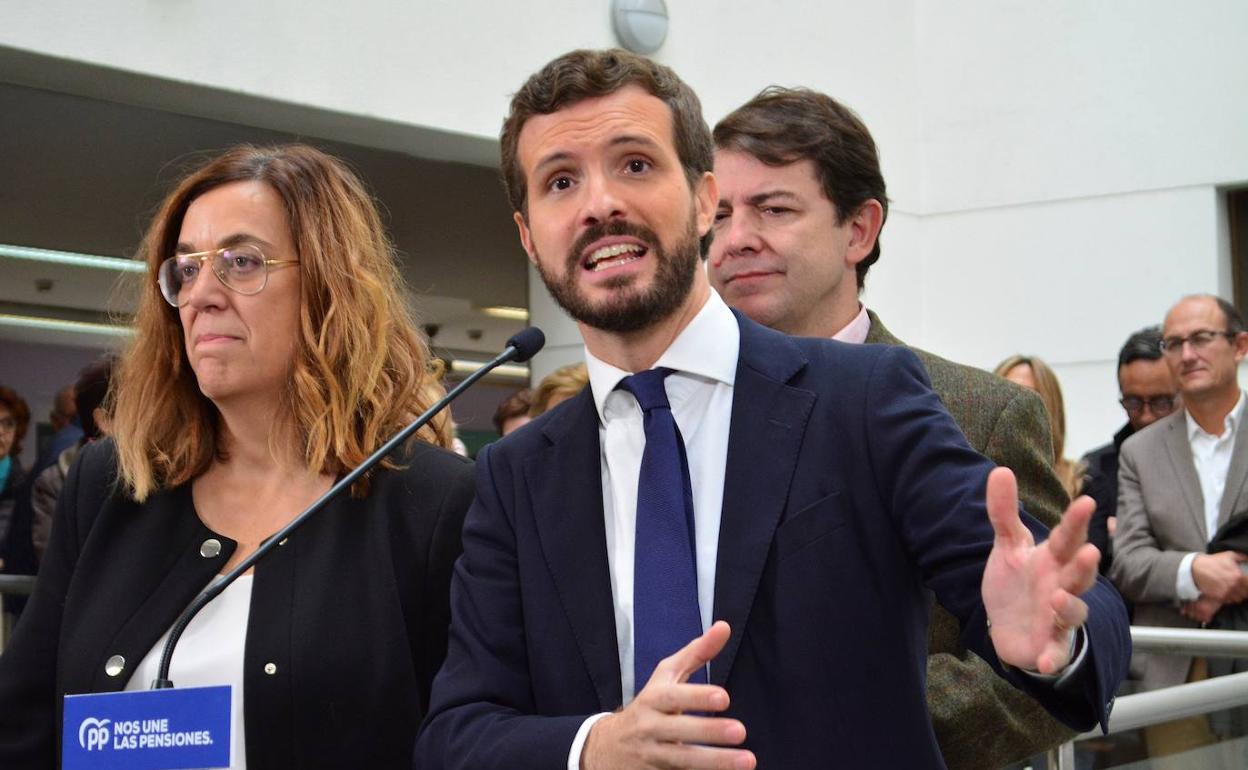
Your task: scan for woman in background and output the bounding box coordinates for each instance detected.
[529,362,589,418]
[0,386,31,571]
[29,354,117,563]
[0,144,475,769]
[995,354,1085,500]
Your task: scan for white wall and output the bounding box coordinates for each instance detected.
[911,0,1248,456]
[4,1,1247,457]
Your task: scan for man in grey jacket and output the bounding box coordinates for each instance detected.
[1112,294,1248,753]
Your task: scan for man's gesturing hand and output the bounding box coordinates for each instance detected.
[982,467,1101,674]
[581,621,756,770]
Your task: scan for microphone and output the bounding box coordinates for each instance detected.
[152,326,545,688]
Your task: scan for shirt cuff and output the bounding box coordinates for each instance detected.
[1017,625,1089,688]
[1176,552,1201,601]
[567,712,612,770]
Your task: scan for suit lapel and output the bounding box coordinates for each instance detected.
[711,313,816,686]
[1218,419,1248,527]
[1163,414,1208,540]
[526,390,622,709]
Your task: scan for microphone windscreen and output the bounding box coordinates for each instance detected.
[506,327,546,362]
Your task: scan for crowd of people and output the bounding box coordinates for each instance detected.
[0,45,1239,770]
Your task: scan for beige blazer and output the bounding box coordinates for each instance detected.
[1111,407,1248,690]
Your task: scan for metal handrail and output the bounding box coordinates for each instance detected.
[1049,626,1248,769]
[1078,669,1248,739]
[1130,626,1248,658]
[0,575,36,596]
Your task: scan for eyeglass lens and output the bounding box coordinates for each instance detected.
[1120,396,1176,415]
[158,246,269,306]
[1160,329,1228,355]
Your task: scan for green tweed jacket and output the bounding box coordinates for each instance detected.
[865,311,1076,769]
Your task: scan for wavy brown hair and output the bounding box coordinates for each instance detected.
[111,144,450,501]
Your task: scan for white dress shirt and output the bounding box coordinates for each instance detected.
[566,290,739,769]
[565,292,1083,766]
[1177,391,1246,601]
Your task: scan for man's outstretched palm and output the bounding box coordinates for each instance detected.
[982,467,1101,674]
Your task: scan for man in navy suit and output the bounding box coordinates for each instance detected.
[414,49,1130,769]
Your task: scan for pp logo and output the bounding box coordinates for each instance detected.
[78,718,111,751]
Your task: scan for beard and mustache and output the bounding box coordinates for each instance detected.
[533,211,701,334]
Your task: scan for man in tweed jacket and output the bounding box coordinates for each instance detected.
[708,86,1077,769]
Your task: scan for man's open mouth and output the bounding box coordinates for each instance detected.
[585,243,647,271]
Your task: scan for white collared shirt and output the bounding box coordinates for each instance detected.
[1177,391,1246,600]
[566,290,739,768]
[831,303,871,344]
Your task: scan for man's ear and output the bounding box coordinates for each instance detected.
[514,210,538,265]
[694,171,719,237]
[1234,331,1248,362]
[845,199,885,267]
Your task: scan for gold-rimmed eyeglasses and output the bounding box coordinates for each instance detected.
[157,244,298,307]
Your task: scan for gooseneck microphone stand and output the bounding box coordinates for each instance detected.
[152,327,545,688]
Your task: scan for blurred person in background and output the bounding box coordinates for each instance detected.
[1080,327,1177,575]
[530,362,589,417]
[493,388,533,436]
[29,355,118,563]
[995,355,1086,501]
[0,386,31,571]
[0,144,475,769]
[43,385,82,462]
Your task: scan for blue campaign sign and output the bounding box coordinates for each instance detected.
[63,686,231,770]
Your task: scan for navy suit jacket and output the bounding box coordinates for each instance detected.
[415,313,1129,769]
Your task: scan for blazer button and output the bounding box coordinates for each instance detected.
[200,539,222,558]
[264,662,277,675]
[105,655,126,677]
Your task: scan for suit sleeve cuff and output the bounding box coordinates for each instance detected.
[1176,552,1201,601]
[568,712,612,770]
[1016,625,1089,688]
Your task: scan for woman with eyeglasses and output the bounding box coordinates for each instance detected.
[0,145,475,768]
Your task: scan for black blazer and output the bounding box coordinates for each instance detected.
[0,438,474,769]
[415,313,1130,769]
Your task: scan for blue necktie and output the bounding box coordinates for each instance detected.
[617,367,705,690]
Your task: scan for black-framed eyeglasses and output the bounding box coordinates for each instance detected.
[1119,395,1177,417]
[1159,329,1236,356]
[157,245,298,308]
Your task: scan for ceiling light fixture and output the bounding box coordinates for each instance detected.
[0,243,146,273]
[450,359,529,383]
[478,305,530,322]
[611,0,669,55]
[0,313,134,337]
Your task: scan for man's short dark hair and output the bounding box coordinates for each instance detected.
[1216,296,1245,334]
[500,48,713,217]
[713,87,888,292]
[1118,326,1163,368]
